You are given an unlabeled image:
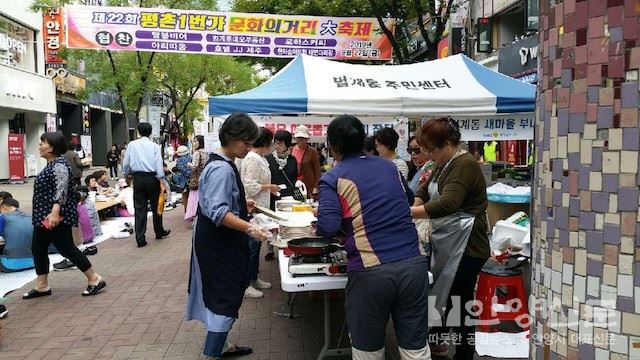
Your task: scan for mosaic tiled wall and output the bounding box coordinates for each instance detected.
[532,0,640,359]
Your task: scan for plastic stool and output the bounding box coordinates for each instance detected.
[475,265,530,332]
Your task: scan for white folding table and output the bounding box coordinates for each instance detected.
[278,250,350,360]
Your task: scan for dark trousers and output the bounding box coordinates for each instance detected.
[109,164,118,178]
[132,173,164,245]
[247,238,261,284]
[431,255,487,360]
[346,256,429,351]
[32,224,92,275]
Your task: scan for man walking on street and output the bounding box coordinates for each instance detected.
[122,123,171,248]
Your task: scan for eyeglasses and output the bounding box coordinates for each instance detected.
[406,147,422,155]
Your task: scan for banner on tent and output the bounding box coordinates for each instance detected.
[252,116,406,137]
[449,114,534,141]
[65,5,394,60]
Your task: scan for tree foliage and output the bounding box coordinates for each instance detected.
[154,53,257,140]
[32,0,257,141]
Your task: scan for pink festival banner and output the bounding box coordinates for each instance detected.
[64,5,395,60]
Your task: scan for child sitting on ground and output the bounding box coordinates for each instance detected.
[115,178,134,217]
[78,186,103,239]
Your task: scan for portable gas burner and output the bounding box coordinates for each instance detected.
[288,250,348,277]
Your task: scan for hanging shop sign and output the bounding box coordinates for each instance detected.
[82,105,91,134]
[65,5,395,60]
[54,72,86,95]
[43,8,67,70]
[8,133,25,182]
[498,35,539,83]
[476,17,492,53]
[46,113,57,132]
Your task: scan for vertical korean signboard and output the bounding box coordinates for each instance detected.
[8,134,25,182]
[43,8,67,72]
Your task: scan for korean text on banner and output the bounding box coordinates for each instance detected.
[8,134,25,181]
[64,5,395,60]
[43,8,66,69]
[451,114,534,141]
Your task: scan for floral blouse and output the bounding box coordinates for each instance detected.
[33,157,78,227]
[174,154,192,189]
[239,150,271,208]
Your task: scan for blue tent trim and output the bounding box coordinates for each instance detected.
[461,55,537,114]
[209,56,308,116]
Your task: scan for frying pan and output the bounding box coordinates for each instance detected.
[287,237,343,256]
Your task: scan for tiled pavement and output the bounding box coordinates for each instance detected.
[0,205,357,360]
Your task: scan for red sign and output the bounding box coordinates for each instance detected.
[8,134,25,181]
[505,140,518,164]
[43,8,66,70]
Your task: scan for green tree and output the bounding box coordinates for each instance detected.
[32,0,217,126]
[154,53,258,141]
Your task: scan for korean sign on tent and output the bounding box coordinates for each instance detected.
[64,5,395,60]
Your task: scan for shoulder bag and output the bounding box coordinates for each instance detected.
[188,151,206,190]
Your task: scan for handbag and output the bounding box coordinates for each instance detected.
[280,168,306,202]
[188,152,206,190]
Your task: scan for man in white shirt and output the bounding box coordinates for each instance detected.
[122,123,170,248]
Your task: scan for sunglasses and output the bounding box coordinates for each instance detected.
[406,147,422,155]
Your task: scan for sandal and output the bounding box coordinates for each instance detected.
[23,288,52,299]
[221,346,253,358]
[82,278,106,296]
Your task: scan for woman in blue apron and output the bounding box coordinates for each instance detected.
[411,118,490,360]
[185,113,272,359]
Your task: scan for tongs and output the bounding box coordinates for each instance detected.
[254,205,288,222]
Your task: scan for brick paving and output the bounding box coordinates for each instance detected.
[0,180,524,359]
[0,202,357,360]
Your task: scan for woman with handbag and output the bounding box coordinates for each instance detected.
[184,135,206,221]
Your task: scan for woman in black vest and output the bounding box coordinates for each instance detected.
[185,113,272,359]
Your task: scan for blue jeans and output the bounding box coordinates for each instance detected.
[247,238,261,285]
[203,331,228,357]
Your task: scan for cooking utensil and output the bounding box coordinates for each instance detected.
[287,237,343,256]
[254,205,288,221]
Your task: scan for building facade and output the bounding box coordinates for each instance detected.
[0,0,56,180]
[532,0,640,358]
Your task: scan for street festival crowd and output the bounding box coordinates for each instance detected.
[0,113,508,360]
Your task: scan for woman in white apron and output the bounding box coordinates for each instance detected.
[410,118,490,360]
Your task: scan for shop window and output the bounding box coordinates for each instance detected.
[0,16,36,72]
[477,18,493,53]
[9,113,25,134]
[526,0,539,31]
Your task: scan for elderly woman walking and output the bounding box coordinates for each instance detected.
[185,113,272,359]
[25,132,106,299]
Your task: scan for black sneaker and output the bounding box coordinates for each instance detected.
[0,304,7,319]
[156,229,171,240]
[53,259,77,271]
[82,246,98,256]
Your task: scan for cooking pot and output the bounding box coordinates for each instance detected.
[287,237,343,256]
